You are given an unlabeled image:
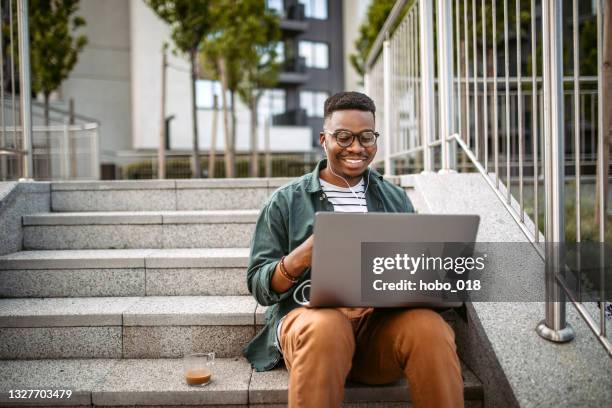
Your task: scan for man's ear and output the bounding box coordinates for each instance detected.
[319,132,326,148]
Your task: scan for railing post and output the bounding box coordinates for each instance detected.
[436,0,455,172]
[419,0,435,172]
[17,0,33,180]
[383,36,393,176]
[536,0,574,343]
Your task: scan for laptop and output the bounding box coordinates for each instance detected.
[307,213,480,308]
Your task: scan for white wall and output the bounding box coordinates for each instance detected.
[343,0,371,92]
[130,0,311,153]
[60,0,132,162]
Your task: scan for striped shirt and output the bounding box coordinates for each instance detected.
[319,177,368,213]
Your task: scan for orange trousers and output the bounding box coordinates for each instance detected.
[278,307,463,408]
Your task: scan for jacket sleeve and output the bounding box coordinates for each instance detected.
[246,195,296,306]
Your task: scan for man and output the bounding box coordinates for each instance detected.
[243,92,463,408]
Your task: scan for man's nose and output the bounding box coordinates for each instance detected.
[346,137,366,153]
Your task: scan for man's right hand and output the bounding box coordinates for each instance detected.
[285,235,314,274]
[271,235,314,295]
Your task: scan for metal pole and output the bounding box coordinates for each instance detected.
[17,0,33,180]
[383,36,393,175]
[419,0,435,172]
[0,0,6,180]
[536,0,574,343]
[158,47,167,179]
[437,0,454,172]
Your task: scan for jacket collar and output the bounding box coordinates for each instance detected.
[305,159,384,193]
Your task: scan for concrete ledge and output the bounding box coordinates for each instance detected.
[0,358,117,406]
[176,178,268,189]
[0,249,151,269]
[22,210,259,226]
[91,358,251,406]
[249,362,483,404]
[122,296,257,326]
[414,172,612,406]
[145,248,249,268]
[161,210,259,224]
[0,297,140,327]
[51,180,176,191]
[0,358,251,407]
[0,248,249,269]
[23,212,163,226]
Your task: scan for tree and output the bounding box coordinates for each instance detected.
[225,0,280,177]
[199,0,279,178]
[349,0,401,82]
[28,0,87,178]
[145,0,216,178]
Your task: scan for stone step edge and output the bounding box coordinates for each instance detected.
[50,177,295,191]
[0,248,251,270]
[22,210,260,226]
[0,296,264,327]
[0,357,483,406]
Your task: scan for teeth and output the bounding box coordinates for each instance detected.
[345,159,363,163]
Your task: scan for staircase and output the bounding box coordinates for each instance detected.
[0,179,484,407]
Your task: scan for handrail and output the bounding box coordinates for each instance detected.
[365,0,408,70]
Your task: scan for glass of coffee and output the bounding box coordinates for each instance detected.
[183,352,215,386]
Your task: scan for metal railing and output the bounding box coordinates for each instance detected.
[1,0,100,181]
[365,0,610,355]
[0,0,33,180]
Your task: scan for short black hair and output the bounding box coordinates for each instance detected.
[323,91,376,120]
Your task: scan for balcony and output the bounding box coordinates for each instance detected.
[278,56,308,84]
[272,108,308,126]
[279,2,308,33]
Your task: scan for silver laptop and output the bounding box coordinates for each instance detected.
[308,213,480,308]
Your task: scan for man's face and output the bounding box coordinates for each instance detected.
[319,109,377,179]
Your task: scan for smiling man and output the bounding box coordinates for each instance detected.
[243,92,463,408]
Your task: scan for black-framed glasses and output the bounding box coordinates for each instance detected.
[322,129,379,148]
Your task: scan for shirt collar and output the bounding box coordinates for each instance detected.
[305,158,384,193]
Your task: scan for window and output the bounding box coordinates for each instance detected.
[298,41,329,69]
[258,89,286,121]
[300,90,328,117]
[196,80,231,109]
[266,0,283,14]
[299,0,328,19]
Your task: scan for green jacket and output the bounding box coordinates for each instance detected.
[242,159,415,371]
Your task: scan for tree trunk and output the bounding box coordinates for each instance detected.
[190,49,202,178]
[218,57,235,177]
[595,0,611,231]
[230,91,237,177]
[44,92,51,179]
[208,94,219,178]
[249,95,259,177]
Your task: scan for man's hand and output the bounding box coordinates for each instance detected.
[271,235,314,294]
[285,235,314,274]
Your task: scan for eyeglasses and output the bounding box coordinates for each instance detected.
[322,129,379,148]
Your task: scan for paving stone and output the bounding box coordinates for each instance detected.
[146,268,247,296]
[92,357,251,406]
[122,326,255,358]
[51,190,176,212]
[0,297,139,327]
[0,327,122,359]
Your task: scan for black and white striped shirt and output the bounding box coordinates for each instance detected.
[319,178,368,213]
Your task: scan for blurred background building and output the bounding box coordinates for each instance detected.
[45,0,371,178]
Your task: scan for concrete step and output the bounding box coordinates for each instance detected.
[0,248,250,297]
[50,178,293,212]
[0,357,483,407]
[0,296,263,359]
[22,210,259,250]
